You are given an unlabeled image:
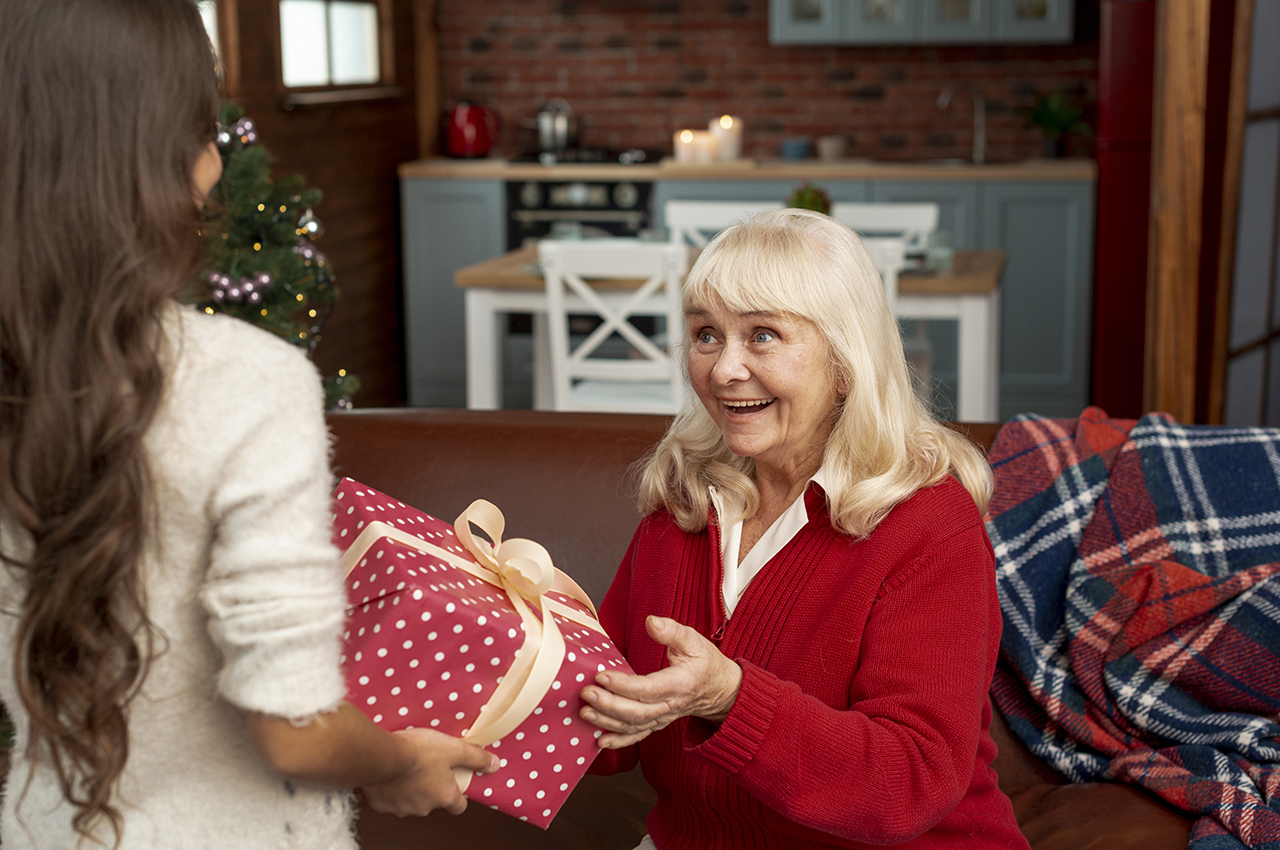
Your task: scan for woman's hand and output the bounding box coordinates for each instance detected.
[360,728,498,817]
[579,615,743,749]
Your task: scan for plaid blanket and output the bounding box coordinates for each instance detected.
[985,408,1280,849]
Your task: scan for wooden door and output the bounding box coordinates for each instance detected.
[212,0,425,406]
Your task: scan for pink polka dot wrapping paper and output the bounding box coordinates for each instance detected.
[331,477,633,828]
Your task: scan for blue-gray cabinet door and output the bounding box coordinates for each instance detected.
[981,180,1094,419]
[770,0,845,44]
[400,178,505,408]
[995,0,1074,43]
[869,180,979,248]
[920,0,992,43]
[652,179,870,231]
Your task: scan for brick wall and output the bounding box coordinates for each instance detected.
[438,0,1099,163]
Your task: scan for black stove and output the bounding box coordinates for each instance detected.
[512,147,664,166]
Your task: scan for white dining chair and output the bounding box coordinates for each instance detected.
[829,202,940,254]
[537,239,689,415]
[664,199,785,248]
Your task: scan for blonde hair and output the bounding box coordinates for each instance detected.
[639,207,992,538]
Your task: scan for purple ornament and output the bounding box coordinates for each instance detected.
[293,240,317,260]
[297,208,324,239]
[230,117,258,147]
[253,271,274,290]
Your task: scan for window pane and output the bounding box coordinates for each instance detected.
[280,0,330,87]
[1225,346,1264,426]
[197,0,219,62]
[938,0,972,22]
[329,1,380,85]
[1247,0,1280,112]
[1231,119,1279,349]
[863,0,901,23]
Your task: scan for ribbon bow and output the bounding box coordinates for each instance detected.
[338,496,601,792]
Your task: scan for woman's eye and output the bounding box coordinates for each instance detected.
[695,331,716,344]
[753,330,775,343]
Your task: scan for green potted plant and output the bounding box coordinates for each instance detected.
[787,182,831,215]
[1018,90,1091,158]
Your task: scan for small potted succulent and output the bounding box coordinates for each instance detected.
[787,182,831,215]
[1018,90,1091,158]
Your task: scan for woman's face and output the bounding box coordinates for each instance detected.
[687,297,845,480]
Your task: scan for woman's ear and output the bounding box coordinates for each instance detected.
[835,371,851,395]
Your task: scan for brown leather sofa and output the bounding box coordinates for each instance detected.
[328,408,1195,850]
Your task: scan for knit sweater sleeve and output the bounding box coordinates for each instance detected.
[685,515,1000,844]
[197,329,347,721]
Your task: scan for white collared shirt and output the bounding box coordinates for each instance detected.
[708,467,828,616]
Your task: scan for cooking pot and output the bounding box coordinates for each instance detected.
[535,98,577,153]
[445,102,499,158]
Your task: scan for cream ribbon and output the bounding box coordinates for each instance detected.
[338,499,603,791]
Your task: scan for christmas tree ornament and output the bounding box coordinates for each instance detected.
[297,208,324,239]
[216,123,233,150]
[206,271,233,303]
[230,116,258,147]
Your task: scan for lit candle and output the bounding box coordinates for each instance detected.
[708,114,743,160]
[673,129,717,163]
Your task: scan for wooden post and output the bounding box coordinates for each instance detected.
[1144,0,1212,420]
[412,0,440,159]
[1207,0,1256,423]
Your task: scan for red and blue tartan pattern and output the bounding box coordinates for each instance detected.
[984,408,1280,849]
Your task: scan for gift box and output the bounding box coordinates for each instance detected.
[330,478,632,828]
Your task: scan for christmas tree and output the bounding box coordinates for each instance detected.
[194,102,360,409]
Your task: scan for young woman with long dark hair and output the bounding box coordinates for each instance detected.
[0,1,496,847]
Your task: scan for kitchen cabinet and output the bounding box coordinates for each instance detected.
[770,0,1073,45]
[981,180,1094,420]
[400,178,504,407]
[652,179,869,229]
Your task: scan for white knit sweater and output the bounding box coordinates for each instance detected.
[0,305,354,849]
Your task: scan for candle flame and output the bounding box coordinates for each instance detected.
[719,115,734,129]
[680,129,694,143]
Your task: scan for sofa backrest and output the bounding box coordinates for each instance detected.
[326,409,1000,607]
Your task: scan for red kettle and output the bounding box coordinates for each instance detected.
[446,103,499,158]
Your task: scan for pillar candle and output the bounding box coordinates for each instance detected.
[673,129,717,163]
[708,115,743,160]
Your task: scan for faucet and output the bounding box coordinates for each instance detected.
[937,83,986,165]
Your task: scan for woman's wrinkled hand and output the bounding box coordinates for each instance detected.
[360,728,498,817]
[579,615,742,749]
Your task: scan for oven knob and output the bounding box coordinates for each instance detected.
[519,181,544,208]
[613,181,640,209]
[564,182,591,207]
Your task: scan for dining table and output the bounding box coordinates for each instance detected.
[454,242,1005,420]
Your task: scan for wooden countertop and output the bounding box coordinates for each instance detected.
[402,156,1096,183]
[455,244,1005,295]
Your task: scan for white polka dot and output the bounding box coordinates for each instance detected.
[358,676,369,686]
[528,770,538,779]
[459,644,469,653]
[490,657,502,666]
[446,602,456,613]
[577,757,585,765]
[420,611,431,621]
[455,711,465,720]
[423,700,433,709]
[537,790,546,799]
[514,798,523,807]
[430,718,440,727]
[366,696,377,705]
[575,673,585,683]
[391,686,401,696]
[567,652,576,662]
[559,783,568,791]
[593,730,602,738]
[398,707,408,716]
[417,680,427,689]
[522,751,532,760]
[539,724,548,733]
[465,663,476,672]
[441,671,451,681]
[449,691,459,701]
[376,648,388,658]
[570,738,579,746]
[354,652,363,662]
[506,779,516,788]
[484,636,495,646]
[409,659,419,668]
[499,758,508,767]
[558,700,567,708]
[483,788,493,797]
[553,764,562,773]
[515,732,524,740]
[452,624,464,634]
[384,667,395,677]
[395,619,407,629]
[508,628,517,639]
[563,717,572,726]
[477,615,487,626]
[473,684,483,693]
[428,631,438,640]
[546,744,555,753]
[373,714,382,723]
[434,651,445,662]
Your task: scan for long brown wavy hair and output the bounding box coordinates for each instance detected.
[0,0,219,843]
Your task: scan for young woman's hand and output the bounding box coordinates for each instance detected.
[578,615,742,749]
[360,728,498,817]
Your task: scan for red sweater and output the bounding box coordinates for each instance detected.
[590,477,1029,850]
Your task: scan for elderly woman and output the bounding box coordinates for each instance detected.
[580,209,1027,849]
